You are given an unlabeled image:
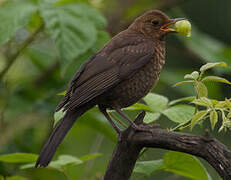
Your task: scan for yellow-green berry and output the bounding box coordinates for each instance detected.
[174,20,191,37]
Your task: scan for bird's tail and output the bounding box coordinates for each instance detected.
[35,105,91,167]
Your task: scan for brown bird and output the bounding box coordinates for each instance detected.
[36,10,184,167]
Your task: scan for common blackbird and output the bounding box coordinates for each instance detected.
[36,10,185,167]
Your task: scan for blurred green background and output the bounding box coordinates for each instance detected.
[0,0,230,179]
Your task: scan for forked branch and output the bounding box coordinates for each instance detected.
[104,112,231,180]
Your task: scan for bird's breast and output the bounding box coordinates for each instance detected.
[100,41,166,109]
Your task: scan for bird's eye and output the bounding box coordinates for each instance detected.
[152,20,159,26]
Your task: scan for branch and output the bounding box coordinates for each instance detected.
[0,23,44,80]
[104,112,231,180]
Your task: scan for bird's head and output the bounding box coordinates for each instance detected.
[129,10,185,40]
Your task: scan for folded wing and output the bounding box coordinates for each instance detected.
[56,38,155,112]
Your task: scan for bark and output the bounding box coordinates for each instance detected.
[104,112,231,180]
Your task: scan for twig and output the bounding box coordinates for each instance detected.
[0,23,44,81]
[104,112,231,180]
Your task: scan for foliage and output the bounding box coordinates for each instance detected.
[135,151,211,180]
[0,0,230,179]
[174,62,231,131]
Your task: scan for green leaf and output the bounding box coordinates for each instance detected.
[214,101,226,108]
[143,112,161,123]
[79,153,101,162]
[162,105,194,124]
[225,98,231,109]
[163,151,211,180]
[200,62,227,72]
[192,97,213,107]
[57,90,66,96]
[6,176,28,180]
[21,153,101,170]
[202,76,231,85]
[227,112,231,119]
[134,160,163,176]
[0,0,37,45]
[0,153,38,163]
[123,103,152,112]
[49,155,82,169]
[191,110,208,129]
[0,175,4,180]
[168,96,195,106]
[39,1,106,68]
[194,81,208,98]
[184,71,199,80]
[54,109,65,127]
[173,80,194,87]
[210,110,218,130]
[20,163,35,170]
[143,93,168,112]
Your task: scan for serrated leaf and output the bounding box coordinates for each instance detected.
[192,97,213,107]
[194,81,208,97]
[143,93,168,112]
[173,80,194,87]
[202,76,231,85]
[54,109,65,127]
[49,155,82,169]
[191,110,208,129]
[200,62,227,72]
[162,105,195,124]
[143,112,161,123]
[39,1,106,69]
[123,103,152,112]
[210,110,218,130]
[168,96,195,106]
[0,153,38,163]
[0,0,37,45]
[79,153,101,162]
[6,176,28,180]
[134,160,163,176]
[225,98,231,109]
[163,151,211,180]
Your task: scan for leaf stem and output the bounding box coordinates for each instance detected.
[109,112,127,128]
[171,120,191,131]
[62,169,71,180]
[0,23,44,81]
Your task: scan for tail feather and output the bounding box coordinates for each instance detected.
[35,106,89,167]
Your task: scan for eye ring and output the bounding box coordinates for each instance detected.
[152,20,159,26]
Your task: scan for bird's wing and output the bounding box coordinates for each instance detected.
[57,38,155,111]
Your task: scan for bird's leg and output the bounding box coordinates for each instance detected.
[114,108,153,133]
[99,106,122,135]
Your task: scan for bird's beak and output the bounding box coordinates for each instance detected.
[160,18,186,33]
